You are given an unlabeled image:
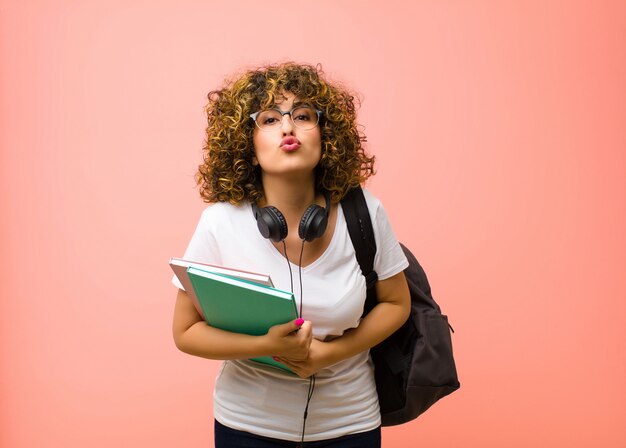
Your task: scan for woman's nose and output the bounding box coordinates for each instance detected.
[281,113,295,134]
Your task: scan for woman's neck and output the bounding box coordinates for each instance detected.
[259,175,318,216]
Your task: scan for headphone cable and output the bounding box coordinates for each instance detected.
[297,239,315,446]
[280,239,316,447]
[281,240,294,295]
[298,239,305,317]
[298,375,316,447]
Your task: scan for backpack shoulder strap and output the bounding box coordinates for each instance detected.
[341,186,379,315]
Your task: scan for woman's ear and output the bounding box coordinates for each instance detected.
[252,156,259,166]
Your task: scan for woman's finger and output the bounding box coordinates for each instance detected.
[274,357,311,378]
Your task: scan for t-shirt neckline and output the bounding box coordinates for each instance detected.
[247,201,344,273]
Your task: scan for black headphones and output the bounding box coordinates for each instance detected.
[252,191,331,243]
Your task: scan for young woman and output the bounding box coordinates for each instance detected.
[172,62,410,447]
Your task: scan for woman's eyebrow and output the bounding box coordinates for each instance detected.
[272,100,308,111]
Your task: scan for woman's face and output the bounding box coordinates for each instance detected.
[252,92,322,181]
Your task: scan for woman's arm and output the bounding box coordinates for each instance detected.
[276,271,410,378]
[172,288,313,361]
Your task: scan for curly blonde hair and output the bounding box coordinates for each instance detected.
[196,62,375,204]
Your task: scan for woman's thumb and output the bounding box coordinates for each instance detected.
[281,317,305,334]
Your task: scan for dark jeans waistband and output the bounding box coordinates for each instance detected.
[214,419,381,448]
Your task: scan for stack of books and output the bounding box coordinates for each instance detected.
[169,258,298,372]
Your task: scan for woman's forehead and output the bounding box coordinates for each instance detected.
[269,91,309,111]
[257,89,312,111]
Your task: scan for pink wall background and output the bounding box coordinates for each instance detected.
[1,1,624,446]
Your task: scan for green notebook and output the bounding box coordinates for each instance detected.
[187,266,298,373]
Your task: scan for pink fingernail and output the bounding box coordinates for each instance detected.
[295,318,304,326]
[272,356,279,361]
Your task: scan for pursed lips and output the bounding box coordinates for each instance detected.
[280,136,301,152]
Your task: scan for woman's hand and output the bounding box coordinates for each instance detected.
[274,271,411,378]
[274,339,337,378]
[174,290,314,362]
[262,319,313,361]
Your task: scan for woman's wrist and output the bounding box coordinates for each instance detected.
[255,333,274,357]
[312,339,343,368]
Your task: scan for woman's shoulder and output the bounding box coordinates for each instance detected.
[360,187,381,207]
[356,187,400,232]
[196,200,251,225]
[359,187,383,218]
[199,200,248,214]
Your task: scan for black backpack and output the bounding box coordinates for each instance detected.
[341,187,460,426]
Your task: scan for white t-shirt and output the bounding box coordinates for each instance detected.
[174,189,408,441]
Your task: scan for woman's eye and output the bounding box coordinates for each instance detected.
[293,111,313,121]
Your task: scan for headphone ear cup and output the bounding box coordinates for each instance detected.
[298,204,328,242]
[257,206,288,242]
